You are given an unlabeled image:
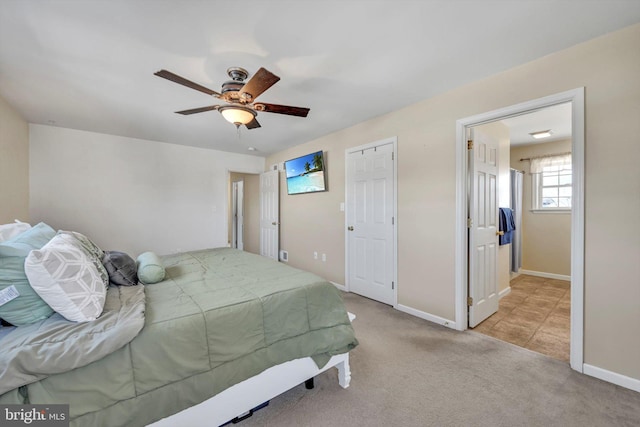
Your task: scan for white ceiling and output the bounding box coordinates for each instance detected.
[1,1,639,157]
[501,102,572,146]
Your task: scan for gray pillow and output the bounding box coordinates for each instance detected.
[102,251,138,286]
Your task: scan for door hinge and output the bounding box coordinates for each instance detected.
[467,296,473,306]
[392,281,395,290]
[467,139,473,150]
[392,216,395,225]
[467,217,472,228]
[392,152,394,160]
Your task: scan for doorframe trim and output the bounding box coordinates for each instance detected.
[345,136,398,308]
[454,88,585,372]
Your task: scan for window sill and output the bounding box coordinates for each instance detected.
[530,209,571,214]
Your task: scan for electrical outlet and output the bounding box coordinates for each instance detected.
[314,251,318,260]
[322,253,326,262]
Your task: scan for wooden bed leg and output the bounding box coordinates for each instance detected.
[336,356,351,389]
[304,378,314,389]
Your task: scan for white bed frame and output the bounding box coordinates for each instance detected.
[149,313,355,427]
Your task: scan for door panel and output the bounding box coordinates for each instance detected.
[346,143,394,305]
[237,181,244,251]
[469,129,500,327]
[231,181,238,249]
[260,170,279,260]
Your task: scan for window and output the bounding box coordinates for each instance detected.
[530,153,572,212]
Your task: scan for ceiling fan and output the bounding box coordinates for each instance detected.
[154,67,310,129]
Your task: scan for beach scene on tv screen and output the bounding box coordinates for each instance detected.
[285,151,326,194]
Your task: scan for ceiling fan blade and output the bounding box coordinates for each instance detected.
[245,118,261,129]
[254,103,310,117]
[238,68,280,102]
[175,105,220,115]
[155,70,221,97]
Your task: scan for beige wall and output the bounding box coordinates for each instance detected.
[30,125,264,257]
[268,151,345,283]
[475,121,511,294]
[511,139,572,276]
[0,94,29,223]
[267,24,640,380]
[228,172,260,255]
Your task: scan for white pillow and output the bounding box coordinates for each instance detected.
[0,220,31,242]
[24,232,107,322]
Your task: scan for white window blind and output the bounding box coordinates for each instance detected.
[530,153,572,174]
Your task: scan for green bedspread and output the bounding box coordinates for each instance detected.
[0,248,358,426]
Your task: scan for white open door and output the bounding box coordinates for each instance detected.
[260,170,279,260]
[468,128,500,327]
[234,181,244,250]
[346,142,395,305]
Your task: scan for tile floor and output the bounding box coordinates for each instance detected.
[472,274,570,361]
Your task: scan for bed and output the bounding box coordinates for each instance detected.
[0,247,358,426]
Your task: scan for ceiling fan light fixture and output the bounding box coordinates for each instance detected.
[219,106,256,126]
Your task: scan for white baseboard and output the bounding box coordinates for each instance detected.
[396,304,457,330]
[499,287,511,299]
[520,269,571,281]
[583,364,640,393]
[330,281,347,292]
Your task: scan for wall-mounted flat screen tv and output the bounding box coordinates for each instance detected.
[284,150,327,195]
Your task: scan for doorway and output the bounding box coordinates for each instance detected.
[227,171,261,255]
[469,104,573,362]
[454,88,585,372]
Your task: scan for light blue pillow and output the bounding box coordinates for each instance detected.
[0,222,56,325]
[0,256,55,326]
[136,252,165,284]
[0,222,56,257]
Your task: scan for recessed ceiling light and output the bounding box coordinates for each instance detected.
[529,130,553,139]
[247,147,257,151]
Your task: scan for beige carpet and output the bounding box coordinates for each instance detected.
[239,292,640,427]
